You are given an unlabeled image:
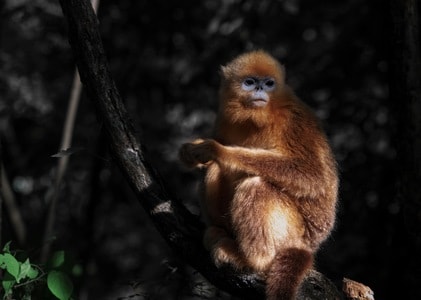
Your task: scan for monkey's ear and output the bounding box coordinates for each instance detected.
[220,65,236,81]
[220,65,230,79]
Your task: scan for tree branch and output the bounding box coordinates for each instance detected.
[58,0,342,298]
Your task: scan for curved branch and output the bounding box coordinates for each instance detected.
[57,1,341,299]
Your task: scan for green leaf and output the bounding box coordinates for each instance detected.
[47,270,73,300]
[27,265,40,279]
[0,254,5,268]
[3,253,20,280]
[17,258,35,282]
[2,271,16,298]
[2,241,12,253]
[48,251,66,269]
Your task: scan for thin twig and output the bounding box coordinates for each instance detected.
[41,0,100,264]
[40,71,81,262]
[0,162,26,245]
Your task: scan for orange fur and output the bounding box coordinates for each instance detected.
[179,50,338,299]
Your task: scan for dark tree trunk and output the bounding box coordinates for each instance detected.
[390,0,421,299]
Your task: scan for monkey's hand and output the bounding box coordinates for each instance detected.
[179,139,219,168]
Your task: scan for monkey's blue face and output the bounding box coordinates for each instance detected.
[241,77,276,107]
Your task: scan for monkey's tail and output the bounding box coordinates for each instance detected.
[265,248,313,300]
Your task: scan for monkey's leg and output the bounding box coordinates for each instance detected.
[232,177,313,299]
[231,176,306,272]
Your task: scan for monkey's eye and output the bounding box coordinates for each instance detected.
[264,79,275,90]
[244,78,256,86]
[242,77,256,91]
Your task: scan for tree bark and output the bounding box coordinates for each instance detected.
[58,0,342,298]
[390,0,421,298]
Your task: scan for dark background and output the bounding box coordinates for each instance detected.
[0,0,414,299]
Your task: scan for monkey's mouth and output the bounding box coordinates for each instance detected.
[249,98,268,107]
[248,91,269,107]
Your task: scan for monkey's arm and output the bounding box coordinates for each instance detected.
[179,139,335,199]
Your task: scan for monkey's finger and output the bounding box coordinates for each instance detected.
[179,144,202,168]
[191,138,205,145]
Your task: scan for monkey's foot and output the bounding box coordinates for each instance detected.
[203,226,229,250]
[211,238,247,270]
